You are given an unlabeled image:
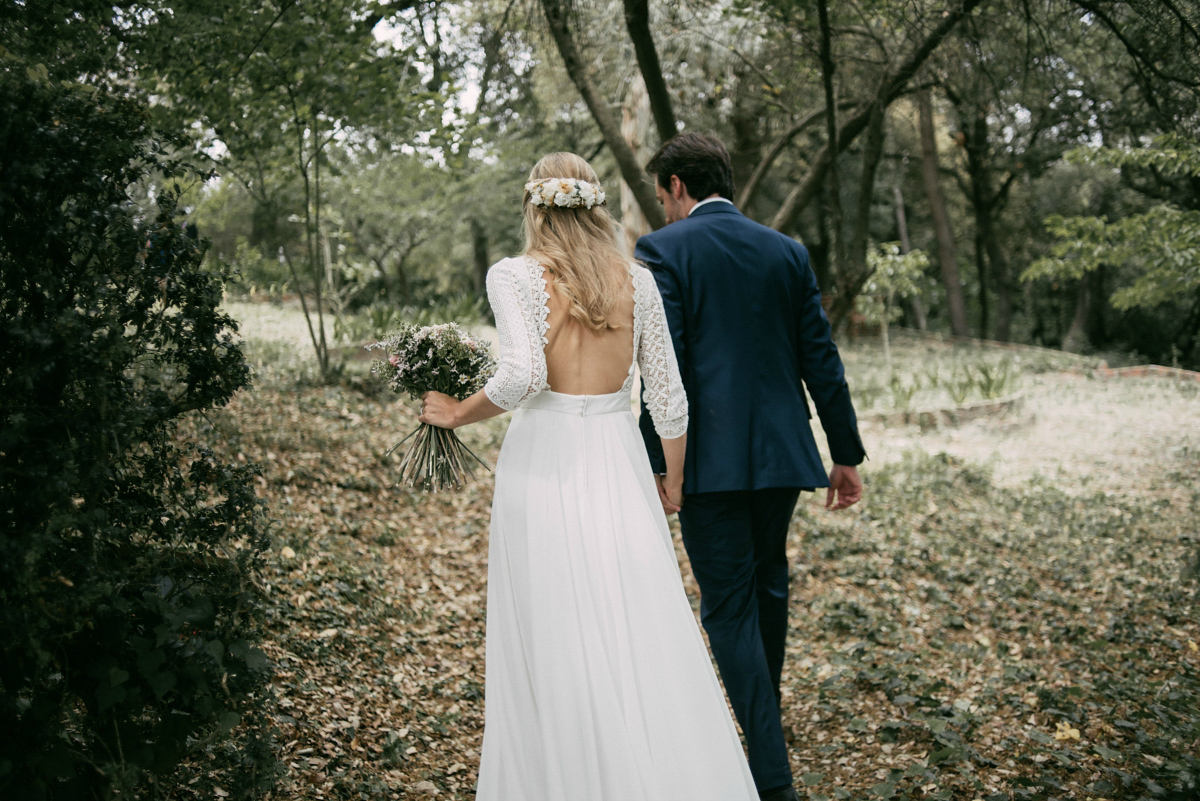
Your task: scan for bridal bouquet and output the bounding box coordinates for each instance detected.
[369,323,496,491]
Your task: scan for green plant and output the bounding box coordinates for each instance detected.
[972,359,1018,399]
[335,293,491,346]
[888,373,920,410]
[947,365,975,405]
[0,68,274,799]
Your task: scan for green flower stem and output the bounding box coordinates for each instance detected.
[391,423,491,491]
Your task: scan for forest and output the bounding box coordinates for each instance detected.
[8,0,1200,368]
[2,1,1199,800]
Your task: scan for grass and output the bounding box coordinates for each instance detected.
[183,311,1199,800]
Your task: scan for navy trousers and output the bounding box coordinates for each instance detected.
[678,486,802,793]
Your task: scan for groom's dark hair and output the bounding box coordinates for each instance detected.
[646,133,735,201]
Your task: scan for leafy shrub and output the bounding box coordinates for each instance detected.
[0,67,274,798]
[334,292,491,346]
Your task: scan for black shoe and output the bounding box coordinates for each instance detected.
[758,786,801,801]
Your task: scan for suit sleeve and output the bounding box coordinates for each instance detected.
[792,245,867,466]
[635,235,687,474]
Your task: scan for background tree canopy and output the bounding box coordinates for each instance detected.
[7,0,1196,366]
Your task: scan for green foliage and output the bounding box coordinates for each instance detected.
[335,293,492,346]
[1068,133,1200,179]
[0,68,273,799]
[141,0,433,377]
[1026,136,1200,323]
[858,243,931,326]
[1026,206,1200,310]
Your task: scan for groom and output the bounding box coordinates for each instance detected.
[636,133,866,801]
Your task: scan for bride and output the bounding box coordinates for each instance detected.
[419,152,759,800]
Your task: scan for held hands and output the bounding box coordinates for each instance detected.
[655,474,683,515]
[418,391,461,429]
[825,465,863,511]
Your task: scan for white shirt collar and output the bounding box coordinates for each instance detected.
[688,196,735,216]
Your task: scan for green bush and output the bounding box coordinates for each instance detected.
[0,67,275,799]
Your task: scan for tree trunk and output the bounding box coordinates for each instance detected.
[974,222,989,339]
[816,0,846,314]
[395,242,413,307]
[1062,277,1090,353]
[770,0,986,232]
[830,101,887,331]
[729,86,764,199]
[893,185,927,329]
[622,0,676,145]
[372,253,398,306]
[917,88,970,337]
[540,0,666,229]
[951,88,1018,341]
[736,105,829,211]
[471,219,490,295]
[988,232,1012,341]
[813,188,832,295]
[310,111,329,375]
[961,102,991,339]
[621,74,653,255]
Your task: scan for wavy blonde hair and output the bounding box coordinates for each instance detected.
[523,152,628,331]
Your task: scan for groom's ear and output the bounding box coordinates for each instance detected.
[669,174,688,201]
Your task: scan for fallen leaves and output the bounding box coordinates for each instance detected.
[1053,722,1081,741]
[176,353,1200,800]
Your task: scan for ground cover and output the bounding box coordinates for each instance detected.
[179,318,1199,800]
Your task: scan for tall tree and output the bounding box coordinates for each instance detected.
[143,0,424,377]
[538,0,667,229]
[815,0,846,317]
[768,0,988,233]
[917,87,971,337]
[623,0,677,144]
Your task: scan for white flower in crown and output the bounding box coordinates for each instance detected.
[524,177,606,209]
[524,180,546,206]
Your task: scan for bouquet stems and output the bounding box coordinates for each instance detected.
[389,423,489,492]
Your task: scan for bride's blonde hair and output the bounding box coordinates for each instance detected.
[523,152,628,331]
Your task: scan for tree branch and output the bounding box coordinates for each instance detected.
[737,102,855,210]
[771,0,987,231]
[540,0,666,229]
[622,0,677,144]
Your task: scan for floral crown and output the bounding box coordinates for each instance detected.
[524,177,607,209]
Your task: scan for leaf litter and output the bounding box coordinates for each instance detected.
[180,350,1200,800]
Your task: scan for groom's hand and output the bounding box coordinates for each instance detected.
[655,475,683,515]
[825,465,862,510]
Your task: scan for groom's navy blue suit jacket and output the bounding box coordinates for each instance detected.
[637,201,865,495]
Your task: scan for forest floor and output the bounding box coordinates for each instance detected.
[188,305,1200,800]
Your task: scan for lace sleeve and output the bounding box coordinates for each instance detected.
[483,258,548,410]
[633,265,688,439]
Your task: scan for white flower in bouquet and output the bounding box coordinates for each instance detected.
[369,323,496,491]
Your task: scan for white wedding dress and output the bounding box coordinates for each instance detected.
[475,256,759,801]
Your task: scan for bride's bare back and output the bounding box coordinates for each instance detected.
[542,266,635,396]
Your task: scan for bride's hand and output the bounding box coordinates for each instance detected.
[655,475,683,515]
[419,391,460,429]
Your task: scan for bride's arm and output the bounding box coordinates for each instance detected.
[657,433,687,513]
[419,388,503,429]
[421,259,546,429]
[634,265,690,512]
